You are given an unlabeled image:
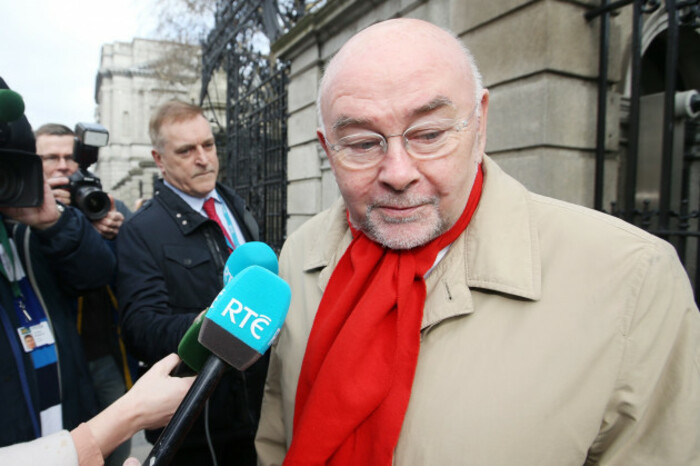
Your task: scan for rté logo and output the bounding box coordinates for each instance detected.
[220,298,272,340]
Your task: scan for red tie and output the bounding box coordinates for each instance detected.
[203,197,234,251]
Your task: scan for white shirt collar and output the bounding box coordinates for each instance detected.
[163,179,218,214]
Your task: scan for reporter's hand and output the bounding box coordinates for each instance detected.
[92,195,124,239]
[123,458,141,466]
[85,354,194,459]
[0,179,63,230]
[124,353,194,430]
[47,176,71,206]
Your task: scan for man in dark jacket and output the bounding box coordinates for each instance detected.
[0,81,116,447]
[116,100,264,465]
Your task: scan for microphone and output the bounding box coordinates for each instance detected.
[198,265,289,370]
[0,89,25,123]
[0,80,35,153]
[176,242,279,374]
[145,254,290,465]
[224,240,279,280]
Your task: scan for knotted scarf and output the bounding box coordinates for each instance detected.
[284,164,483,465]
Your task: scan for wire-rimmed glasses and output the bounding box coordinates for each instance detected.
[327,104,478,170]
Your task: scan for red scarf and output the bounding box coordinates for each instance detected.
[284,165,483,465]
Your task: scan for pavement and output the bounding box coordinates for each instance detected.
[129,430,151,462]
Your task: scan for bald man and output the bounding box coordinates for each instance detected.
[255,19,700,465]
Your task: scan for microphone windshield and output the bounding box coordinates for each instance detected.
[0,89,25,123]
[199,266,291,370]
[224,241,278,284]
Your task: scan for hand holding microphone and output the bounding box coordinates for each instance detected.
[145,242,290,465]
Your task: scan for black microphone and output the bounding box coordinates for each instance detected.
[144,253,290,465]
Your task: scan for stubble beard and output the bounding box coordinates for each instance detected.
[359,195,447,250]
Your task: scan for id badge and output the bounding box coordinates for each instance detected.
[15,290,55,354]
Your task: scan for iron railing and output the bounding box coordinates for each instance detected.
[200,1,307,252]
[222,58,288,253]
[586,0,700,303]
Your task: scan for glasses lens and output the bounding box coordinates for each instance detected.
[405,119,461,159]
[335,133,385,168]
[42,155,77,166]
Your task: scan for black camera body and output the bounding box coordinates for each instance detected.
[64,168,110,220]
[0,150,44,207]
[62,123,111,220]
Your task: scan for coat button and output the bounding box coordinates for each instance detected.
[182,220,188,225]
[184,258,192,266]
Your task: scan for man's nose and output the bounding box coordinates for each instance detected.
[193,145,208,164]
[377,137,420,192]
[57,157,73,171]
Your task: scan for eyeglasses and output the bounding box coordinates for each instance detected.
[40,154,77,166]
[326,105,479,170]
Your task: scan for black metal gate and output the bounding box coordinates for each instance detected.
[198,1,309,252]
[222,56,288,253]
[586,0,700,303]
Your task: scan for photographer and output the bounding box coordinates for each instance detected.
[34,123,134,466]
[35,124,127,239]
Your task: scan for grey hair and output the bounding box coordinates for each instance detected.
[149,100,205,150]
[316,24,484,135]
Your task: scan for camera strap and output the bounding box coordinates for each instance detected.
[0,218,23,300]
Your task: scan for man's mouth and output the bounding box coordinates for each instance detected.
[376,204,424,216]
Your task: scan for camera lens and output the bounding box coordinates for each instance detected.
[74,186,110,220]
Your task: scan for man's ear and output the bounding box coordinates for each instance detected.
[317,129,337,175]
[476,89,489,157]
[152,149,164,173]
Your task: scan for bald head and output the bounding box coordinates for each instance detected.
[318,19,482,133]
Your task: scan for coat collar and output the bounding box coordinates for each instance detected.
[153,179,259,241]
[153,179,208,236]
[302,156,542,327]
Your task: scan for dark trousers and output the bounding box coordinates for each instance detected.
[169,437,256,466]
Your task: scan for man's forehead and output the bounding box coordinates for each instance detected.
[161,116,213,142]
[35,134,74,153]
[330,96,457,131]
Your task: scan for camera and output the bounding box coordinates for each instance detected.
[63,123,111,220]
[0,151,44,207]
[0,83,43,208]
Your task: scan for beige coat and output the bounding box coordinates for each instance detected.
[256,156,700,465]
